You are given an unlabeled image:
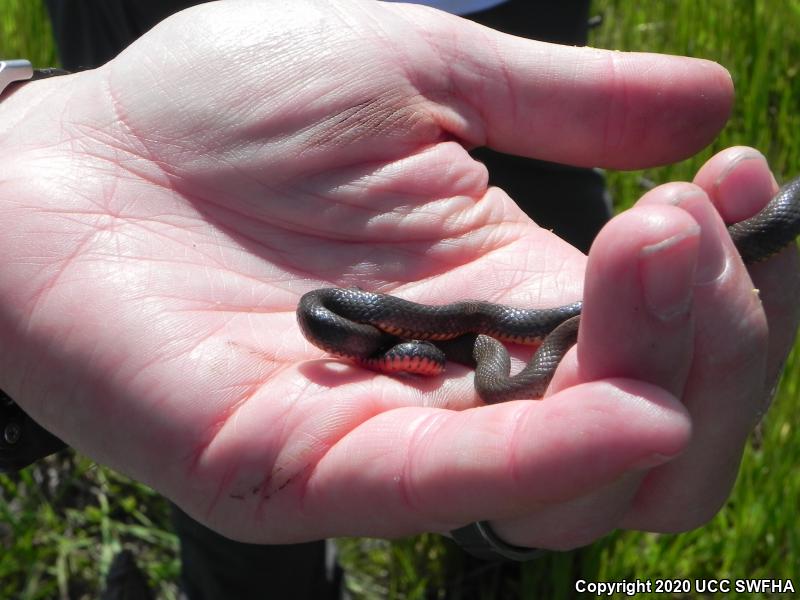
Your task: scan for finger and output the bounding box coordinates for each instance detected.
[386,4,733,169]
[181,375,687,543]
[489,473,642,551]
[489,198,700,548]
[693,147,800,389]
[300,380,686,542]
[623,164,773,531]
[574,200,700,394]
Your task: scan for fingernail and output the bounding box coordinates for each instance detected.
[715,151,778,221]
[658,186,705,207]
[673,193,728,285]
[640,228,699,321]
[717,150,773,193]
[714,149,769,187]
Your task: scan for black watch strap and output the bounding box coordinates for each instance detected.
[32,67,71,80]
[451,520,547,562]
[1,392,67,471]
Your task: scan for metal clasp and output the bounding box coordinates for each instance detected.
[0,59,34,97]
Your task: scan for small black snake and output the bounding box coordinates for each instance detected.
[297,176,800,403]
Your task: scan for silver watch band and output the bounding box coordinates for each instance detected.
[450,520,547,561]
[0,59,34,95]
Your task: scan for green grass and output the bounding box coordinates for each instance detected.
[0,0,55,67]
[0,457,179,599]
[1,0,799,598]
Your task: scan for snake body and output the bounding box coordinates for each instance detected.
[297,176,800,403]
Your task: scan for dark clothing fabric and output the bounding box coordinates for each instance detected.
[469,0,592,44]
[172,506,341,600]
[469,151,610,253]
[45,0,199,70]
[41,1,609,598]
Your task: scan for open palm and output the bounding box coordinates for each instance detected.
[3,0,794,548]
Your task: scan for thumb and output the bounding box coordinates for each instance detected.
[390,3,733,169]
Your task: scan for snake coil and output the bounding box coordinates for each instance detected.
[298,176,800,403]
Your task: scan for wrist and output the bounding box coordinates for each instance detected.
[0,63,75,155]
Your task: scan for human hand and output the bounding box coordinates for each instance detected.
[0,0,750,544]
[487,147,800,549]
